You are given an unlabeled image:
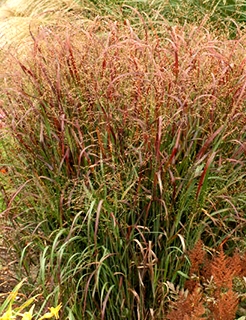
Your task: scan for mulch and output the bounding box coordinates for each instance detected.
[0,238,18,302]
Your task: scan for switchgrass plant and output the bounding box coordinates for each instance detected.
[1,0,245,51]
[0,133,9,213]
[147,0,246,24]
[0,13,245,319]
[86,0,246,37]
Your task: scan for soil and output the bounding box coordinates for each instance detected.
[0,229,18,302]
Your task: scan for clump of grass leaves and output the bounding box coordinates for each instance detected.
[86,0,246,38]
[0,12,245,319]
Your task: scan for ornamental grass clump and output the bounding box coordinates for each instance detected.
[145,0,246,37]
[0,12,245,319]
[87,0,246,39]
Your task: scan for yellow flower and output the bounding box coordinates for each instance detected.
[0,308,12,320]
[21,312,32,320]
[38,304,62,320]
[21,305,35,320]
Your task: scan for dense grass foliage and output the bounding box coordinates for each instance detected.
[0,0,245,319]
[1,0,246,50]
[87,0,246,38]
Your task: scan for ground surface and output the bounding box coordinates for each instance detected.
[0,227,18,302]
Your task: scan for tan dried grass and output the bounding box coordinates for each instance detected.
[0,0,84,50]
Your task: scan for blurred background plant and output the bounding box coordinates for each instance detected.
[0,279,61,320]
